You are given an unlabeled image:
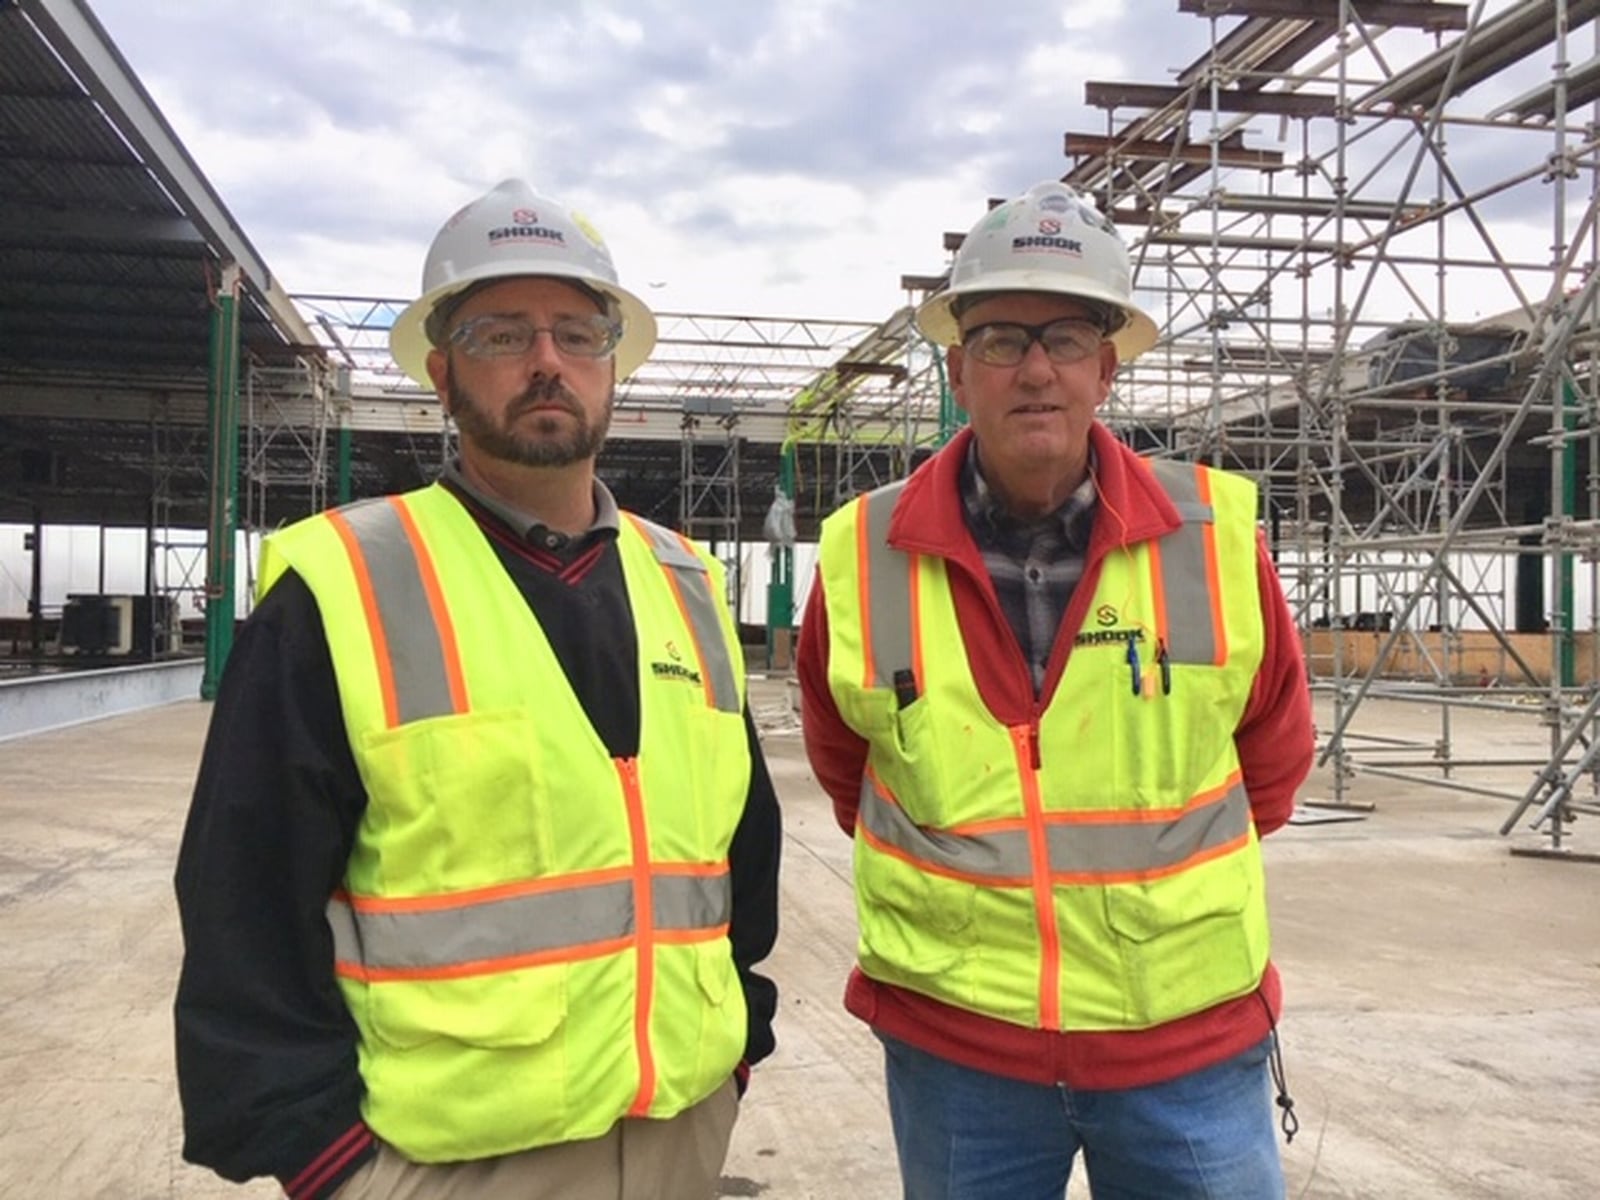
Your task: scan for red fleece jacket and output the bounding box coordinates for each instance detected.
[797,423,1314,1089]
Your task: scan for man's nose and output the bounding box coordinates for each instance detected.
[519,327,567,373]
[1015,337,1056,380]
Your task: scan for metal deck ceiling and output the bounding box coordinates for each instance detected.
[0,0,904,541]
[0,0,333,530]
[0,0,316,382]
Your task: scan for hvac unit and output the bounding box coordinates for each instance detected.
[60,593,183,657]
[61,594,134,655]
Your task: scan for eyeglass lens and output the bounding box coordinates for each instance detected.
[451,314,620,359]
[962,319,1102,366]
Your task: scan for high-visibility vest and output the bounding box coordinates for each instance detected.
[819,459,1270,1031]
[259,483,751,1160]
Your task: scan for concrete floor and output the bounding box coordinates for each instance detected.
[1,679,1595,1198]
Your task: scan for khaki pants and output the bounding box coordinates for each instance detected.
[334,1080,740,1200]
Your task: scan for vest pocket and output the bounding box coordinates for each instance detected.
[363,966,569,1050]
[680,703,748,851]
[885,695,947,817]
[693,940,736,1006]
[692,941,747,1087]
[1101,852,1261,1025]
[357,708,551,887]
[858,859,976,978]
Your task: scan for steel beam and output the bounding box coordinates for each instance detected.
[1064,133,1285,169]
[1085,81,1340,118]
[1176,0,1467,30]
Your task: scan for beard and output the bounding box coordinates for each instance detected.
[445,362,614,468]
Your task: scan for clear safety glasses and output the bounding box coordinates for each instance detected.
[448,313,622,360]
[960,318,1105,367]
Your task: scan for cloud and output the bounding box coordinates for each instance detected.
[105,1,1559,335]
[90,0,1168,318]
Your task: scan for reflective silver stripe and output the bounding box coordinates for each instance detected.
[859,780,1251,881]
[654,873,732,930]
[334,497,460,725]
[328,872,731,972]
[858,775,1032,875]
[860,483,912,689]
[1043,789,1250,874]
[1146,460,1219,666]
[630,518,741,714]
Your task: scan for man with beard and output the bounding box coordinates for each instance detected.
[173,180,781,1200]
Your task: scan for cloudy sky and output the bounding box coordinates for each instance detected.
[84,0,1220,323]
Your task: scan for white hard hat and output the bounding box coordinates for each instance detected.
[916,180,1159,363]
[389,179,657,386]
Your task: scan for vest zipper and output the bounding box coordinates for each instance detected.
[1009,722,1060,1029]
[615,756,658,1116]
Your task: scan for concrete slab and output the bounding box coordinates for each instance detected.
[0,685,1594,1198]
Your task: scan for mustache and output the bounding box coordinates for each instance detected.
[507,376,582,418]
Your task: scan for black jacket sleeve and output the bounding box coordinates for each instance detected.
[729,709,782,1080]
[173,570,375,1196]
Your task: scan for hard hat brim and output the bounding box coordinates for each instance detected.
[389,266,658,386]
[916,274,1160,363]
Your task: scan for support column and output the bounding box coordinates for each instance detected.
[27,506,42,657]
[337,414,353,506]
[201,262,242,700]
[766,444,796,669]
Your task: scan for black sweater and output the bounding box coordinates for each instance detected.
[173,494,781,1198]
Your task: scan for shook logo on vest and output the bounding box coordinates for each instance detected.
[651,660,703,685]
[1074,627,1146,647]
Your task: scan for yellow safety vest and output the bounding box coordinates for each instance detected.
[260,483,751,1160]
[820,459,1270,1031]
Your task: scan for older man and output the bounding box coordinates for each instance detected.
[176,180,780,1200]
[798,180,1313,1199]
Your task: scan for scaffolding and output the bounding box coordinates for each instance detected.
[997,0,1600,857]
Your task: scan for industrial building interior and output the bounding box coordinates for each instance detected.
[2,0,1598,859]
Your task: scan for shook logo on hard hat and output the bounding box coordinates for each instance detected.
[488,208,565,246]
[1012,231,1083,256]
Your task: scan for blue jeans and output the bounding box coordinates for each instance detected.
[880,1033,1285,1200]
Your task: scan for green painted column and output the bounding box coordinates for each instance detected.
[201,264,242,700]
[766,444,797,667]
[934,344,963,446]
[337,421,353,506]
[335,365,354,506]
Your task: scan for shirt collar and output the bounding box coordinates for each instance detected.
[959,439,1098,549]
[441,460,620,550]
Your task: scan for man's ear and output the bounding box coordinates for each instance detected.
[947,345,970,415]
[426,348,451,416]
[1094,340,1118,408]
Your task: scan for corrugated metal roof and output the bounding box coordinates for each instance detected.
[0,0,314,386]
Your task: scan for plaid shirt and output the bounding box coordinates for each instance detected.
[958,442,1097,696]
